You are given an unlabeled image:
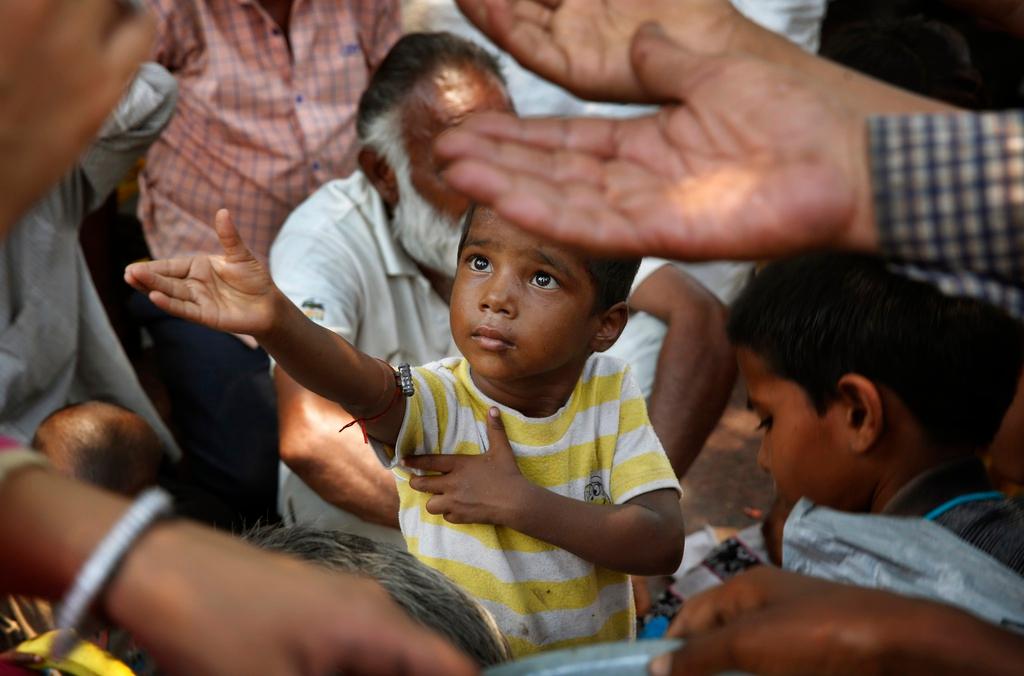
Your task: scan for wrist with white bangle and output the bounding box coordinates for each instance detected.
[50,485,174,660]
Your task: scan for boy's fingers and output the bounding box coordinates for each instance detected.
[485,407,515,456]
[403,455,458,473]
[148,290,202,324]
[424,494,451,516]
[136,270,196,303]
[408,475,448,495]
[126,257,194,282]
[213,209,255,263]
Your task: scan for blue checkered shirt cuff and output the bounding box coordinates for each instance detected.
[869,112,1024,319]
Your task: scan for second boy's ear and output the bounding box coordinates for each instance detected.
[835,374,884,454]
[590,301,630,353]
[358,148,399,207]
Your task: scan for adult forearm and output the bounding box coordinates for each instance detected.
[286,449,400,528]
[0,466,128,597]
[649,314,736,477]
[506,486,683,575]
[276,371,400,528]
[880,599,1024,674]
[726,15,958,116]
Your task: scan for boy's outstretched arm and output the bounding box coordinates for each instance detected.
[124,209,406,445]
[405,408,685,575]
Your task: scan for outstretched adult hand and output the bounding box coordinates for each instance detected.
[436,23,878,262]
[124,210,279,336]
[454,0,743,102]
[405,407,529,525]
[650,567,1024,675]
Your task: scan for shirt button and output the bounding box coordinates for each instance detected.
[295,94,304,104]
[312,161,321,171]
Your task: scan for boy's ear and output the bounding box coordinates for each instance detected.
[358,148,399,207]
[835,374,884,454]
[590,301,630,353]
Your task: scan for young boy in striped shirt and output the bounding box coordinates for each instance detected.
[126,205,685,656]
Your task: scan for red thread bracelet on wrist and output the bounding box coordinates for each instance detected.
[339,385,403,444]
[338,361,412,444]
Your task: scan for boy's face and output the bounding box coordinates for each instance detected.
[449,211,611,390]
[738,348,870,511]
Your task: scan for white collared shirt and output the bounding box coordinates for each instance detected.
[270,171,457,364]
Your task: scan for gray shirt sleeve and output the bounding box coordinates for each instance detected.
[49,63,178,225]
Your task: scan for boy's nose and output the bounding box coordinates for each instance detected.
[479,279,517,317]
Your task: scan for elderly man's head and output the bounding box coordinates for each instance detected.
[246,525,511,666]
[356,32,510,276]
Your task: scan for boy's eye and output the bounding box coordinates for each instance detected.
[531,272,560,289]
[468,254,491,272]
[756,416,774,432]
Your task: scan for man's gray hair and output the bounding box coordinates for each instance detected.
[360,107,408,178]
[356,31,504,150]
[246,525,511,666]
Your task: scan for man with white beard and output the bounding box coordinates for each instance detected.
[269,33,735,543]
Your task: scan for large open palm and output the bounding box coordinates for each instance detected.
[124,210,278,336]
[436,25,878,261]
[455,0,741,102]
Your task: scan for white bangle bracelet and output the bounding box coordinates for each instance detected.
[51,486,174,660]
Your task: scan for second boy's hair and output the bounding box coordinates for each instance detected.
[458,204,640,312]
[728,253,1023,448]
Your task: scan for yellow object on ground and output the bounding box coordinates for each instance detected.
[16,631,134,676]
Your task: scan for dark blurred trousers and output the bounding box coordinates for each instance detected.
[130,291,279,529]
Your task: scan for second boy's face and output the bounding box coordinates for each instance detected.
[450,211,604,392]
[738,348,867,511]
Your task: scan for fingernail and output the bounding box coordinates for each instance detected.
[649,654,670,676]
[489,407,499,418]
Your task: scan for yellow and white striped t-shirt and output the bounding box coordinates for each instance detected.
[377,354,680,657]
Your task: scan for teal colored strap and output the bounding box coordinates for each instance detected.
[923,491,1004,521]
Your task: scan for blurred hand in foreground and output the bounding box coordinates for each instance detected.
[436,24,876,262]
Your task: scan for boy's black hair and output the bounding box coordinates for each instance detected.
[728,253,1023,448]
[457,204,640,312]
[357,32,505,142]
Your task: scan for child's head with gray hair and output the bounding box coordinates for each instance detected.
[245,525,511,666]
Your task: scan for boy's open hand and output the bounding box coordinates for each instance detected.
[124,209,279,337]
[405,407,530,526]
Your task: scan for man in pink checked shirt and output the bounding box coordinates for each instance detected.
[131,0,400,527]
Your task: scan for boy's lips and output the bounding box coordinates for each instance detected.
[471,325,515,352]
